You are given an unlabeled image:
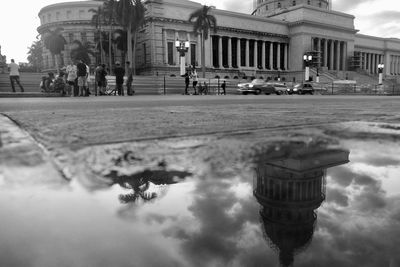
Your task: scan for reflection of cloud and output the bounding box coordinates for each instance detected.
[326,187,349,207]
[328,166,354,187]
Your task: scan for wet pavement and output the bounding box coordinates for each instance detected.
[1,96,400,267]
[1,116,400,266]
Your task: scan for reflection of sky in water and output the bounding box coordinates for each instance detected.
[0,139,399,267]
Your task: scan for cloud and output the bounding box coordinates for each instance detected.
[333,0,375,12]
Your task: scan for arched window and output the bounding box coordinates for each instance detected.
[277,2,281,8]
[307,0,311,4]
[265,4,268,10]
[292,1,296,6]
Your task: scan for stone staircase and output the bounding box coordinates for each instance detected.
[0,73,240,96]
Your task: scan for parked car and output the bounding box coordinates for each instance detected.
[237,79,287,95]
[287,82,315,95]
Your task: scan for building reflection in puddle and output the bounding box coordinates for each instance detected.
[254,142,350,267]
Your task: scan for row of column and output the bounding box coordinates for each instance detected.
[211,35,289,70]
[312,37,347,71]
[358,52,384,74]
[390,55,400,75]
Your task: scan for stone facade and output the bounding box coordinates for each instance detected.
[38,0,400,81]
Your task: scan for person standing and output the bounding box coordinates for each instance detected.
[65,60,77,96]
[94,64,102,96]
[8,59,24,92]
[126,61,134,95]
[114,61,125,96]
[184,71,190,95]
[192,69,199,95]
[221,80,226,95]
[76,59,87,97]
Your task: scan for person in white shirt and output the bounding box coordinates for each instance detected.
[8,59,24,92]
[65,60,77,96]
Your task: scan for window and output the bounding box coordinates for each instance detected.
[68,33,74,43]
[265,4,268,10]
[56,12,60,21]
[307,0,311,4]
[167,42,174,65]
[47,13,51,22]
[319,1,322,7]
[292,1,296,6]
[190,44,196,66]
[66,10,71,19]
[79,10,84,19]
[277,2,281,8]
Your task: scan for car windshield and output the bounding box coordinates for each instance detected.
[251,79,265,84]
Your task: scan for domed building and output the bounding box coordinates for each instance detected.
[37,0,400,83]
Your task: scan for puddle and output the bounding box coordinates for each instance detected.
[0,124,400,267]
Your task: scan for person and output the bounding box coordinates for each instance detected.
[65,60,77,96]
[184,71,190,95]
[114,61,125,96]
[94,64,102,96]
[43,72,55,92]
[221,80,226,95]
[192,69,198,95]
[84,63,91,96]
[53,71,66,94]
[98,64,107,95]
[8,59,24,92]
[126,61,134,95]
[76,59,87,97]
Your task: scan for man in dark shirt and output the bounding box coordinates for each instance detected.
[114,61,125,96]
[76,60,87,97]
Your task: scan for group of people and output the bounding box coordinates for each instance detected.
[38,60,134,97]
[184,66,226,95]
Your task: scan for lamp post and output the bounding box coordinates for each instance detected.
[378,63,384,85]
[175,39,190,76]
[303,54,313,81]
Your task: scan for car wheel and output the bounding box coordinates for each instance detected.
[255,89,261,95]
[298,90,302,95]
[276,91,281,95]
[243,92,248,95]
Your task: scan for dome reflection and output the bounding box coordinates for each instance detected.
[254,142,349,267]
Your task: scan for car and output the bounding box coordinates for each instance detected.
[237,79,287,95]
[287,82,315,95]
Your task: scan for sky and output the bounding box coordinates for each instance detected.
[0,0,399,63]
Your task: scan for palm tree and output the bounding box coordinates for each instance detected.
[115,0,146,74]
[42,27,67,72]
[90,6,106,64]
[70,40,96,65]
[103,0,117,72]
[113,29,128,64]
[189,5,217,78]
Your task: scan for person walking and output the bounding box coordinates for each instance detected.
[8,59,24,92]
[76,59,87,97]
[221,80,226,95]
[65,60,77,96]
[126,61,134,95]
[114,61,125,96]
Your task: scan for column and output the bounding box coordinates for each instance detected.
[228,37,232,68]
[323,39,328,68]
[329,40,334,70]
[245,39,250,67]
[317,38,322,68]
[372,53,376,74]
[197,34,201,67]
[261,41,266,69]
[269,42,274,70]
[163,30,168,64]
[335,40,340,70]
[218,36,223,68]
[237,38,241,67]
[205,31,212,68]
[254,40,258,68]
[186,32,191,66]
[175,31,179,66]
[284,43,288,70]
[341,42,347,71]
[363,52,367,71]
[277,42,281,70]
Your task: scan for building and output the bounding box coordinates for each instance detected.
[38,0,400,82]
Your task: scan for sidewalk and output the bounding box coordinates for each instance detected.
[0,92,63,97]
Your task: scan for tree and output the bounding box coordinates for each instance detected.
[70,40,96,65]
[103,0,117,72]
[189,5,217,78]
[42,27,67,72]
[90,6,106,64]
[115,0,146,74]
[27,40,43,72]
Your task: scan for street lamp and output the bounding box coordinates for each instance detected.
[303,54,313,81]
[378,63,384,85]
[175,39,190,76]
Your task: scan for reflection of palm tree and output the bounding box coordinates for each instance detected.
[90,6,106,64]
[254,142,349,267]
[105,169,191,204]
[113,29,128,64]
[189,5,217,78]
